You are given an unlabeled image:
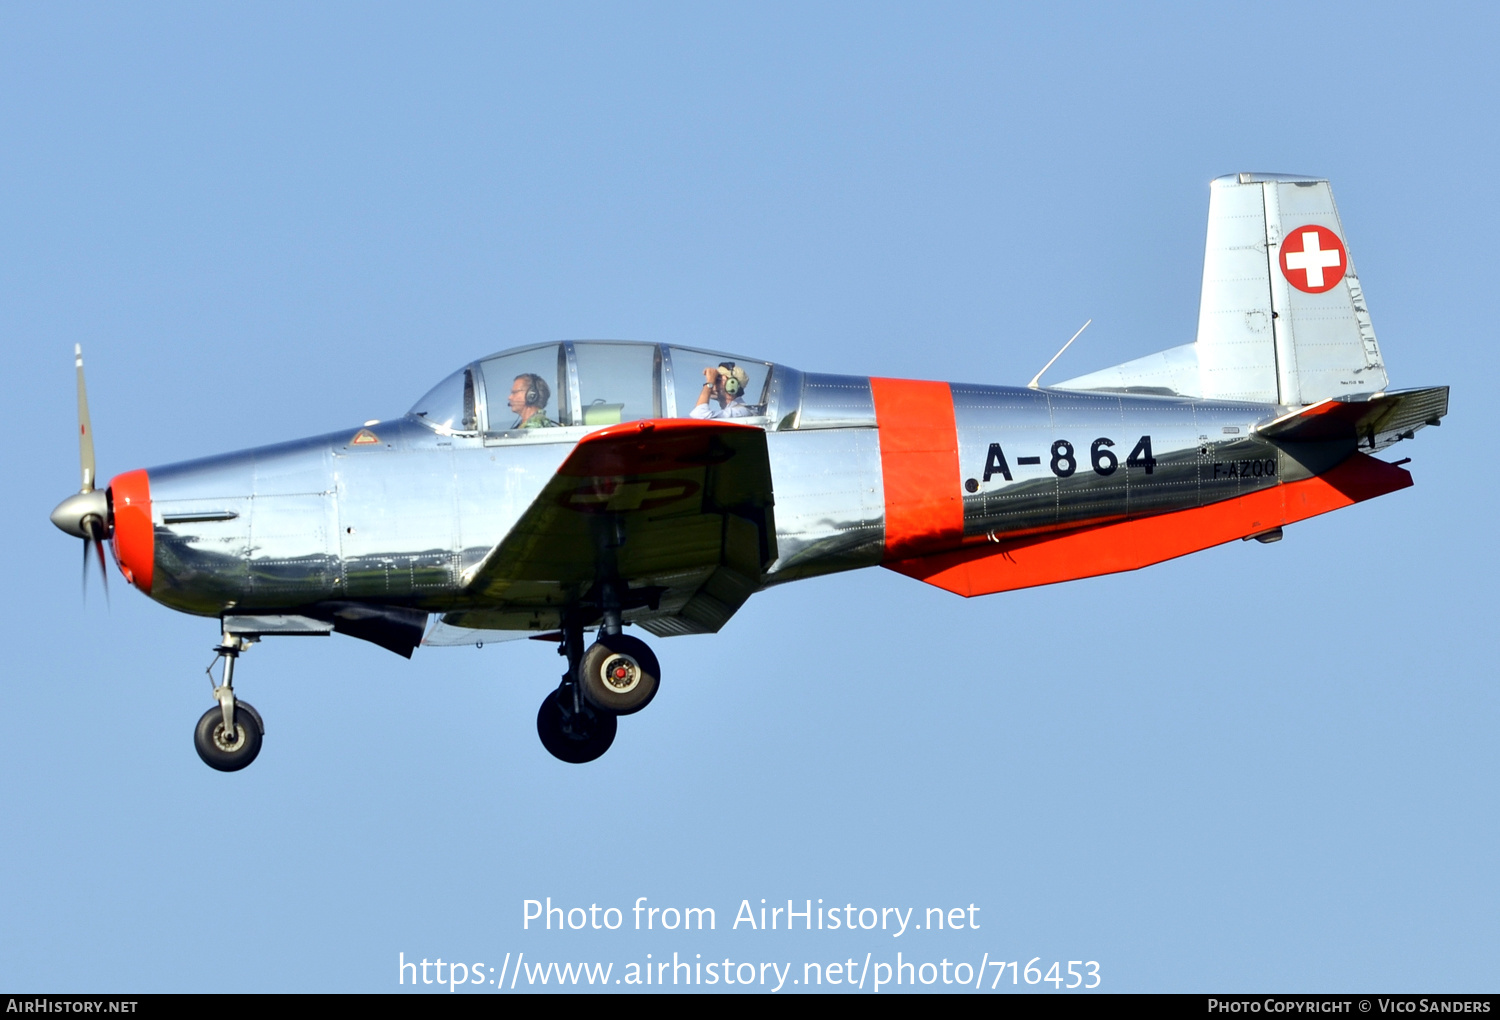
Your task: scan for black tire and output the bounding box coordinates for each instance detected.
[578,632,660,715]
[536,689,617,764]
[194,703,263,772]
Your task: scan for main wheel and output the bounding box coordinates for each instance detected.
[537,689,617,763]
[578,633,660,715]
[194,703,263,772]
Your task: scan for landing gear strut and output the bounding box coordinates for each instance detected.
[195,632,265,772]
[535,599,660,763]
[536,619,617,763]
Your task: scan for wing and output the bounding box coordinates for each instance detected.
[448,419,776,636]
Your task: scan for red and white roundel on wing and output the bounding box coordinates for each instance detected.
[1279,224,1347,294]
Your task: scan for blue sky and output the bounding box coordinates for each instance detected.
[2,2,1494,992]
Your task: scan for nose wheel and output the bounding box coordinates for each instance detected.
[194,703,263,771]
[194,633,265,772]
[536,618,660,763]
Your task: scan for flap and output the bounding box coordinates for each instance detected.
[422,619,535,647]
[458,419,776,634]
[223,603,429,659]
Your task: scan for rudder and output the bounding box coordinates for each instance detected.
[1196,172,1387,405]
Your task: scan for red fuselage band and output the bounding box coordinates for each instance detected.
[870,377,964,561]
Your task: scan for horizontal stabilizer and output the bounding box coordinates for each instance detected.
[1255,386,1449,449]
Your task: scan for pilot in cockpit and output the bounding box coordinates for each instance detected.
[690,362,753,419]
[508,373,557,429]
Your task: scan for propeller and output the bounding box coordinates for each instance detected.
[50,345,112,601]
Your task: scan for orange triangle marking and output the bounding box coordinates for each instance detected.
[351,428,381,445]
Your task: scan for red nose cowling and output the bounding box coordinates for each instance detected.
[109,469,153,593]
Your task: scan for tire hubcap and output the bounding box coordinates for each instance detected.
[599,653,640,694]
[213,722,245,753]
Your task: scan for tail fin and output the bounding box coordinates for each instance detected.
[1057,173,1389,405]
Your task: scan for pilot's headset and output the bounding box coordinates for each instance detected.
[717,362,750,398]
[522,373,549,408]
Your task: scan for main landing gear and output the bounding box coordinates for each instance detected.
[194,632,265,772]
[537,612,661,764]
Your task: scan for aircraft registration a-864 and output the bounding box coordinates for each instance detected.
[50,172,1448,769]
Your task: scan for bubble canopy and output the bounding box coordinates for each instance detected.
[407,340,779,435]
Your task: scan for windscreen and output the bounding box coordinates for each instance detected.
[408,366,477,433]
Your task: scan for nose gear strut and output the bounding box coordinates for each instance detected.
[195,631,264,772]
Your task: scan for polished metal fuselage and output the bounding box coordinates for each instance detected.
[143,356,1313,629]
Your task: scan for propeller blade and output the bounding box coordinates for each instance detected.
[75,344,96,493]
[93,531,110,604]
[80,517,110,604]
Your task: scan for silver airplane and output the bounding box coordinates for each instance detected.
[50,173,1448,769]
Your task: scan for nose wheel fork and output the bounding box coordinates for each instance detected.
[195,632,264,772]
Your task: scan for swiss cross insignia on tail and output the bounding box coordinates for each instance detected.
[1279,224,1347,293]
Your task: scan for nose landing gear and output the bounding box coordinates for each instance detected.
[536,612,660,763]
[194,633,264,772]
